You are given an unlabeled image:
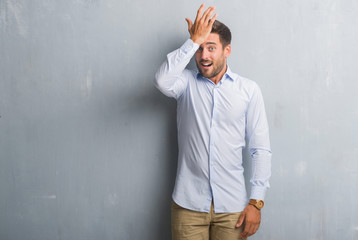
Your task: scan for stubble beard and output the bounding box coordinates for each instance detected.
[196,57,226,80]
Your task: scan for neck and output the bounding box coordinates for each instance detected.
[209,65,228,85]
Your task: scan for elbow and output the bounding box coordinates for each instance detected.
[154,73,167,93]
[153,73,176,98]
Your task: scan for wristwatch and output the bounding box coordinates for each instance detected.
[249,199,264,210]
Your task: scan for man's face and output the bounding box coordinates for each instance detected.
[195,33,231,81]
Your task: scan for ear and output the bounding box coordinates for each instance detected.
[224,44,231,58]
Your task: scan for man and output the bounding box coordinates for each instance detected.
[155,4,271,240]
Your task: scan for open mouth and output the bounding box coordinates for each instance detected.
[201,62,213,68]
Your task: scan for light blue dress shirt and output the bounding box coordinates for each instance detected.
[155,39,272,213]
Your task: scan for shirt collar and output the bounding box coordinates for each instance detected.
[225,66,235,81]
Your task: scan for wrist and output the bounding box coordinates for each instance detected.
[247,204,260,212]
[190,36,203,45]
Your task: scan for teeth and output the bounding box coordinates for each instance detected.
[202,63,212,66]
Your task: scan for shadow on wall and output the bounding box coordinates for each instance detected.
[133,85,178,240]
[90,37,195,239]
[100,79,178,239]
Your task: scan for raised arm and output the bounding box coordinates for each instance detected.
[154,4,217,99]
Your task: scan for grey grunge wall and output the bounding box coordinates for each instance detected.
[1,0,358,239]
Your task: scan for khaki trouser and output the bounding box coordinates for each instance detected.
[171,201,247,240]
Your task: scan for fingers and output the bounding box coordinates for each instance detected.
[201,6,212,22]
[239,217,260,238]
[235,212,245,228]
[241,223,250,238]
[204,6,216,23]
[237,206,261,238]
[194,4,216,25]
[185,18,193,33]
[209,13,218,27]
[188,5,217,45]
[194,4,205,23]
[241,222,258,238]
[248,223,257,236]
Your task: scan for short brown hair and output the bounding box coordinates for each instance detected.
[211,20,231,47]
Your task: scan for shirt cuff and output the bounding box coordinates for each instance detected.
[180,39,199,54]
[250,186,267,201]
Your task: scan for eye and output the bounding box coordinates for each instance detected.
[196,47,203,53]
[209,47,215,51]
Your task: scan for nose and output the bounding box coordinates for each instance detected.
[200,48,210,60]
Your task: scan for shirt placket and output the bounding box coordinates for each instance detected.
[208,82,221,204]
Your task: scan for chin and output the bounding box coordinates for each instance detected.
[199,69,213,78]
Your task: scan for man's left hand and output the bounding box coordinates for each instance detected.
[236,204,261,238]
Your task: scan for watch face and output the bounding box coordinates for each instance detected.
[249,199,264,209]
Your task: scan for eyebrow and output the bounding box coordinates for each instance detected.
[205,42,217,45]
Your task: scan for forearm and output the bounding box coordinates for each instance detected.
[249,148,272,200]
[154,39,198,98]
[246,83,272,200]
